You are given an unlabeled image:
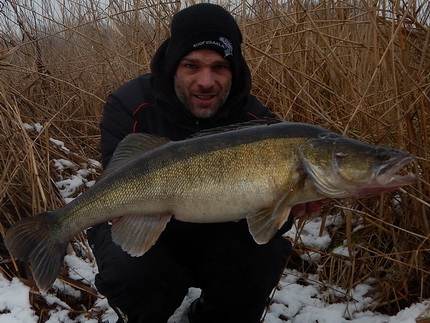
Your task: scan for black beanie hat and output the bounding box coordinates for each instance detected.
[164,3,243,77]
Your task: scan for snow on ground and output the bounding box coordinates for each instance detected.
[1,126,429,322]
[1,240,429,322]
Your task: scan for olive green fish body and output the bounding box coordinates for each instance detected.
[4,121,416,292]
[56,123,325,228]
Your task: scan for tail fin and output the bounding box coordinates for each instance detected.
[4,212,68,292]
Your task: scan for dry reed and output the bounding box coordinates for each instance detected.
[0,0,429,320]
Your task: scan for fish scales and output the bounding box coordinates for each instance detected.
[62,137,302,225]
[156,138,307,223]
[58,124,314,227]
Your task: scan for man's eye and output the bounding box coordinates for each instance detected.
[185,64,198,69]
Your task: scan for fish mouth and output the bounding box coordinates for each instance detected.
[356,154,417,195]
[319,150,417,197]
[376,154,417,186]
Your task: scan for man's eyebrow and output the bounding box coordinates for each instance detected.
[179,57,198,63]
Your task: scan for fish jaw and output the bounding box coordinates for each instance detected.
[354,154,417,195]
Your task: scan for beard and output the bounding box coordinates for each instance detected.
[174,76,231,119]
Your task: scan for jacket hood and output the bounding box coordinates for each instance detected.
[150,39,253,130]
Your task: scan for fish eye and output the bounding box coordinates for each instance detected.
[378,150,391,160]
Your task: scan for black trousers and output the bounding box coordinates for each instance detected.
[87,219,292,323]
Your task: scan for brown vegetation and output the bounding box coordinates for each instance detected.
[0,0,429,321]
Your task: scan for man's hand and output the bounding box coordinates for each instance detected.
[291,199,331,218]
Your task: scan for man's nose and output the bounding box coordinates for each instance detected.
[196,68,215,89]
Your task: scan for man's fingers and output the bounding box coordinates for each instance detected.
[291,199,331,218]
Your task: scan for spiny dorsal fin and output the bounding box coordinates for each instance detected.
[191,118,283,138]
[111,214,172,257]
[99,133,170,181]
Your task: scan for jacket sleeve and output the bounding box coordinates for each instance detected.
[242,94,276,120]
[99,94,135,168]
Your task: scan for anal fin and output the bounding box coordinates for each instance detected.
[111,214,172,256]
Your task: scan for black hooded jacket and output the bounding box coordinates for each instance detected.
[97,35,293,255]
[99,40,274,166]
[91,6,295,321]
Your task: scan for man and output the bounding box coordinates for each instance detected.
[87,4,322,323]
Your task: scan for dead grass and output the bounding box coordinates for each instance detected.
[0,0,429,320]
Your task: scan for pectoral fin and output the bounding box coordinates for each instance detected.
[247,205,293,244]
[247,173,308,244]
[111,214,172,256]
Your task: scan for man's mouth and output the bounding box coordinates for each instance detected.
[195,94,216,100]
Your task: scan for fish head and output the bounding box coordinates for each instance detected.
[299,132,417,198]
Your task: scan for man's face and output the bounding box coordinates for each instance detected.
[174,49,232,119]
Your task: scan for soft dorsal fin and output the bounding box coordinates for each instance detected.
[99,133,170,181]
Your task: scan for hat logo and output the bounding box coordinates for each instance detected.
[192,36,233,58]
[219,37,233,57]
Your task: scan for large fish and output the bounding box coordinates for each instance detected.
[4,121,416,292]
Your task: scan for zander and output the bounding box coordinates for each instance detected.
[4,121,417,292]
